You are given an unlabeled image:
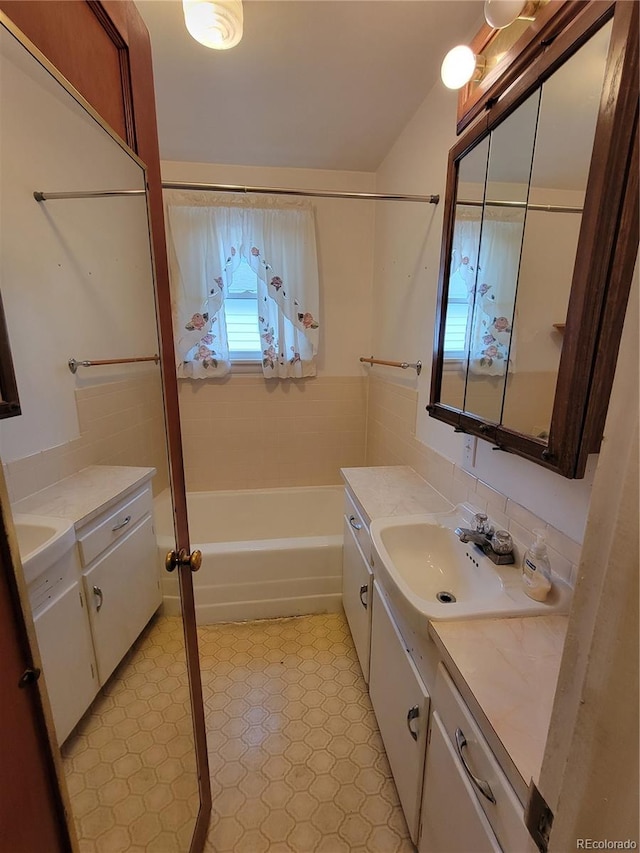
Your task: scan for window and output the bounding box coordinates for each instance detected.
[443,300,470,358]
[224,258,261,360]
[444,268,470,360]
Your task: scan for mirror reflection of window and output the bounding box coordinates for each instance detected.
[501,19,614,439]
[440,138,489,411]
[462,90,540,424]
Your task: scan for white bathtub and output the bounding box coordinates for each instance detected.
[154,486,344,624]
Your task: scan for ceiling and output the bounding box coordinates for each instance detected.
[135,0,483,172]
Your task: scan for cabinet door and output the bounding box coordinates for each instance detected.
[83,515,160,684]
[369,582,430,843]
[34,581,98,744]
[420,712,500,853]
[342,517,373,682]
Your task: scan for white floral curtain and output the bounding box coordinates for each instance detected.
[468,214,523,376]
[165,190,320,380]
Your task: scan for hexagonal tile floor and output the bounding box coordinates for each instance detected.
[62,611,413,852]
[61,614,199,852]
[200,612,413,853]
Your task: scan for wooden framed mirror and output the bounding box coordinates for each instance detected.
[428,0,638,479]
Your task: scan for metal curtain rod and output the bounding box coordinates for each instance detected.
[360,356,422,376]
[34,190,146,201]
[162,181,439,204]
[68,355,159,374]
[458,198,583,214]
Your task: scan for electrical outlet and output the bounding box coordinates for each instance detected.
[463,434,477,468]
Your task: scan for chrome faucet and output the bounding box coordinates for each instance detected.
[455,513,514,565]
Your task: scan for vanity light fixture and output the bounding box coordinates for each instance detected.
[441,1,541,90]
[182,0,243,50]
[440,45,486,90]
[484,0,541,30]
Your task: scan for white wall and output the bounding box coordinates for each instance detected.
[371,79,599,542]
[0,28,160,463]
[161,160,376,378]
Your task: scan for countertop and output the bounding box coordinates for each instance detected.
[341,464,567,798]
[13,465,156,529]
[341,465,451,522]
[430,615,567,794]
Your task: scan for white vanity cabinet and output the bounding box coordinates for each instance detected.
[77,482,161,685]
[420,711,500,853]
[369,582,430,844]
[425,663,534,853]
[32,546,98,744]
[342,490,373,682]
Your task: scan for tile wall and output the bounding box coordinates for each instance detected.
[3,373,169,503]
[365,373,582,586]
[178,376,367,491]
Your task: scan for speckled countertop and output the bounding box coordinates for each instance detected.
[13,465,156,529]
[341,465,567,797]
[340,465,451,522]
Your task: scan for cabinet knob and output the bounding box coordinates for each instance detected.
[359,584,368,609]
[165,549,203,573]
[349,515,363,531]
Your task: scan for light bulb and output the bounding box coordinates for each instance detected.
[182,0,243,50]
[484,0,528,29]
[440,45,478,90]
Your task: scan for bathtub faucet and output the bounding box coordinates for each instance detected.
[454,513,514,565]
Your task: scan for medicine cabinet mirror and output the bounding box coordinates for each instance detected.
[428,0,638,478]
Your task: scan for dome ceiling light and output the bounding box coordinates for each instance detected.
[182,0,243,50]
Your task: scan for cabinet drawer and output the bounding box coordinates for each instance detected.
[342,517,373,682]
[434,663,532,852]
[77,484,153,567]
[344,489,371,564]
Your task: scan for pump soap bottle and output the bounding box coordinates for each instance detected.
[522,529,552,602]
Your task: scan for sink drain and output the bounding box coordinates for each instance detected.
[436,591,457,604]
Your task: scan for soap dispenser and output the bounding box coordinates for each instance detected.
[522,529,552,602]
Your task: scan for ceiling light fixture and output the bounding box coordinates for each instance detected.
[182,0,243,50]
[483,0,540,30]
[440,45,486,90]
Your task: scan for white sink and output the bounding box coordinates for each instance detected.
[12,514,76,585]
[370,511,571,626]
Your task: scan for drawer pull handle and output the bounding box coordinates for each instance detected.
[349,515,363,531]
[93,585,104,612]
[455,728,496,804]
[406,705,420,741]
[112,514,132,532]
[359,584,368,609]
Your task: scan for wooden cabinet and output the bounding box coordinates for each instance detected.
[34,579,97,744]
[342,492,373,682]
[420,712,500,853]
[369,582,430,844]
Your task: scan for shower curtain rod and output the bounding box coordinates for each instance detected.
[162,181,440,204]
[458,198,583,214]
